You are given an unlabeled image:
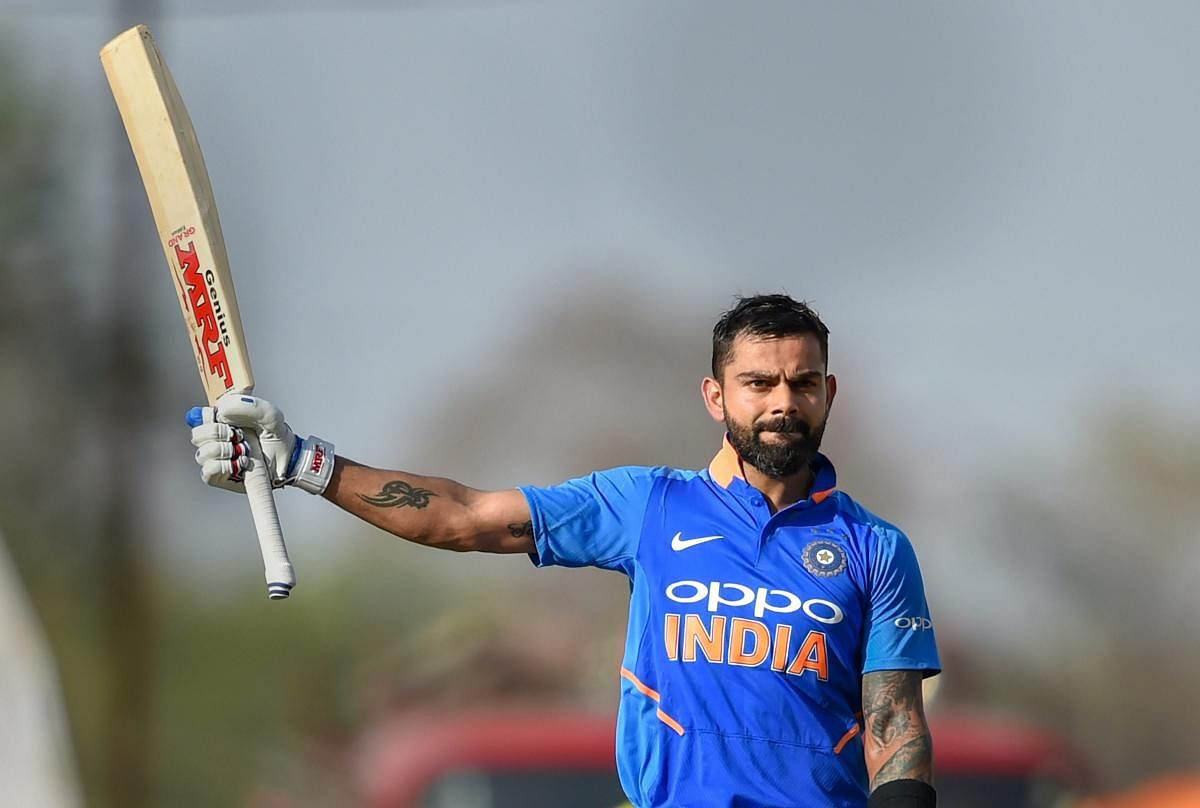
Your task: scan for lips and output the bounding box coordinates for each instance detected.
[758,431,805,444]
[755,421,809,437]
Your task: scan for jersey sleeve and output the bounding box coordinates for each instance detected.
[862,527,942,676]
[518,466,658,572]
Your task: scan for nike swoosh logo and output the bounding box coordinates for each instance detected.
[671,532,725,551]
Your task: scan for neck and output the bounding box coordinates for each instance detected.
[742,463,815,512]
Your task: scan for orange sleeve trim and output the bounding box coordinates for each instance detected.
[620,667,685,736]
[620,666,662,700]
[833,722,861,754]
[656,708,685,736]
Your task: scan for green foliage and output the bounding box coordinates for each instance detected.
[0,38,102,805]
[0,48,56,244]
[967,407,1200,788]
[0,38,150,808]
[144,552,455,807]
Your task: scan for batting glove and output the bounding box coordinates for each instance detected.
[188,393,335,495]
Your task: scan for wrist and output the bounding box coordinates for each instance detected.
[868,779,936,807]
[285,435,336,495]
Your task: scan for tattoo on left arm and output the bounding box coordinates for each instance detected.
[507,521,533,538]
[861,670,933,790]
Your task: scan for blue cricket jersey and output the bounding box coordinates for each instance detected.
[519,439,941,808]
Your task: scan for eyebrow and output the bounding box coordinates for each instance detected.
[736,370,823,382]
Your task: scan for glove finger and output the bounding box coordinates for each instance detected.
[194,436,253,464]
[186,406,216,428]
[198,460,247,494]
[199,454,257,483]
[214,393,285,433]
[190,420,243,447]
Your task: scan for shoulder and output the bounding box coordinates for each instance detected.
[830,491,913,551]
[523,466,696,504]
[582,465,699,489]
[597,464,697,481]
[831,494,931,601]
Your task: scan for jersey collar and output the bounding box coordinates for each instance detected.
[707,434,838,505]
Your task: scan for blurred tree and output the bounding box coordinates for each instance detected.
[399,270,720,486]
[0,54,91,569]
[967,407,1200,788]
[144,554,464,807]
[0,41,153,808]
[0,33,96,791]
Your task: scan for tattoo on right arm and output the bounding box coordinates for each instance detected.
[861,670,933,789]
[872,733,933,787]
[358,480,438,509]
[507,521,533,538]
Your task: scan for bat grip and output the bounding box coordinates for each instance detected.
[242,431,296,599]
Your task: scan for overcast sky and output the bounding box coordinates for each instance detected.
[4,2,1198,598]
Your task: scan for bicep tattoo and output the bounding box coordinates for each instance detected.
[861,670,933,788]
[507,521,533,538]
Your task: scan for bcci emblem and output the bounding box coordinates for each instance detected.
[802,540,847,578]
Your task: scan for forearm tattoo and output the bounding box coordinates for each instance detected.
[507,521,533,538]
[872,734,934,787]
[358,480,437,509]
[862,670,933,789]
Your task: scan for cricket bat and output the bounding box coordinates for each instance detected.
[100,25,296,600]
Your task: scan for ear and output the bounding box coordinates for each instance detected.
[825,373,838,414]
[701,376,725,423]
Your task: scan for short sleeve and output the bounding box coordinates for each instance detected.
[518,466,659,571]
[862,527,942,676]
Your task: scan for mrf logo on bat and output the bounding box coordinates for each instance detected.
[170,225,233,390]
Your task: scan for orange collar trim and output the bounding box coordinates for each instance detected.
[707,435,746,488]
[810,486,836,504]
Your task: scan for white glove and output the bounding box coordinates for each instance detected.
[188,393,335,495]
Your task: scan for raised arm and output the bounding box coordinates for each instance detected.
[861,670,935,800]
[188,396,535,555]
[323,457,534,554]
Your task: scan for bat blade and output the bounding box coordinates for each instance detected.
[101,24,295,599]
[101,24,252,404]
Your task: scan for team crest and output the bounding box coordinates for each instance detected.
[802,540,847,578]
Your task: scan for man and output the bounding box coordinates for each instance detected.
[189,294,940,808]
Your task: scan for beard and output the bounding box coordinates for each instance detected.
[725,412,827,480]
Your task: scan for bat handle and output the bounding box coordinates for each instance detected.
[242,431,296,599]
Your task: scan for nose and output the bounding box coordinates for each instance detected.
[768,384,802,416]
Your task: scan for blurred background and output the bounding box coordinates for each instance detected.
[2,1,1199,806]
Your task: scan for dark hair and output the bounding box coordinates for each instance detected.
[711,294,830,379]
